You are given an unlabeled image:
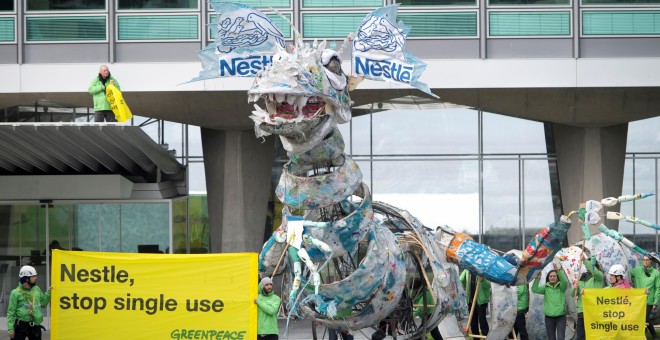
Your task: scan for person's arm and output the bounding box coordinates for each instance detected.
[7,290,17,334]
[256,296,280,316]
[39,287,51,307]
[558,269,569,291]
[653,271,660,306]
[531,277,545,294]
[88,78,104,95]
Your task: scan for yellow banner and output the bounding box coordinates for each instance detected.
[105,84,133,122]
[583,288,646,339]
[51,250,257,340]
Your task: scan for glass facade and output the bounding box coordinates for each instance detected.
[26,0,106,11]
[25,16,107,42]
[118,0,198,10]
[396,0,477,6]
[0,1,14,11]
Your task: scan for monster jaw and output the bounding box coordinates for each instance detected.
[250,94,329,125]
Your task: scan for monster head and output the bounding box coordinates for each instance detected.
[248,40,352,154]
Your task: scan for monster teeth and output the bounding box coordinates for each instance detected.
[275,93,285,103]
[286,95,296,106]
[249,94,260,103]
[266,101,277,114]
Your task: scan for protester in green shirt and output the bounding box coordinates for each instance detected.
[412,283,443,340]
[7,265,52,340]
[570,255,604,340]
[512,283,530,340]
[255,277,280,340]
[532,265,568,340]
[460,270,491,337]
[630,255,660,340]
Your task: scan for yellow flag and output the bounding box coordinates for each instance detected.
[105,84,133,122]
[583,288,646,339]
[51,250,258,340]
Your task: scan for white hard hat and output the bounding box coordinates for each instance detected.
[608,264,626,276]
[19,265,37,278]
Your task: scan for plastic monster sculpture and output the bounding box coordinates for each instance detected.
[194,3,585,339]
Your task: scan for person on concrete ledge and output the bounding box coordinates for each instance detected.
[255,277,280,340]
[87,64,120,122]
[7,265,52,340]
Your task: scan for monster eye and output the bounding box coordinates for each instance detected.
[325,57,342,76]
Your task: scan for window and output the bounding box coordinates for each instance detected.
[583,11,660,35]
[0,17,15,42]
[302,13,367,38]
[583,0,660,4]
[117,15,199,41]
[489,11,571,36]
[489,0,570,5]
[26,16,107,42]
[396,0,477,6]
[399,12,479,37]
[26,0,105,11]
[118,0,198,10]
[210,0,290,8]
[303,0,383,7]
[0,1,14,11]
[209,13,291,40]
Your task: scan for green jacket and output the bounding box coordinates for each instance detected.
[460,270,491,306]
[630,265,660,305]
[256,280,280,335]
[88,75,120,111]
[413,288,435,318]
[532,269,568,317]
[7,284,51,332]
[517,284,529,311]
[570,260,604,313]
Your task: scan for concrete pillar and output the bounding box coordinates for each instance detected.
[552,123,628,244]
[201,128,275,253]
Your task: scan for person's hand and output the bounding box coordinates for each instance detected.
[573,281,579,289]
[646,288,649,294]
[9,331,14,339]
[109,80,115,85]
[653,304,657,310]
[253,298,258,304]
[478,276,483,282]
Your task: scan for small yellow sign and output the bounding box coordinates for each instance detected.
[583,288,646,339]
[51,250,258,340]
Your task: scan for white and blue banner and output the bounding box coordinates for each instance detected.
[193,2,285,81]
[351,5,437,98]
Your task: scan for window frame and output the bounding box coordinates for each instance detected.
[23,14,109,44]
[24,0,107,13]
[207,11,293,42]
[580,0,660,7]
[0,0,16,13]
[116,0,200,13]
[487,8,573,38]
[487,0,573,8]
[116,13,201,42]
[301,0,385,9]
[207,0,293,10]
[0,16,17,44]
[580,8,660,37]
[394,0,479,7]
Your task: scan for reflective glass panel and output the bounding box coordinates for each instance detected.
[621,158,658,252]
[372,108,479,155]
[350,114,370,156]
[523,159,556,246]
[0,1,14,11]
[188,195,209,253]
[627,116,660,153]
[483,112,548,154]
[27,0,105,11]
[188,162,207,193]
[372,160,479,233]
[118,0,198,10]
[482,160,521,251]
[172,198,187,254]
[489,0,570,5]
[188,125,203,157]
[396,0,476,5]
